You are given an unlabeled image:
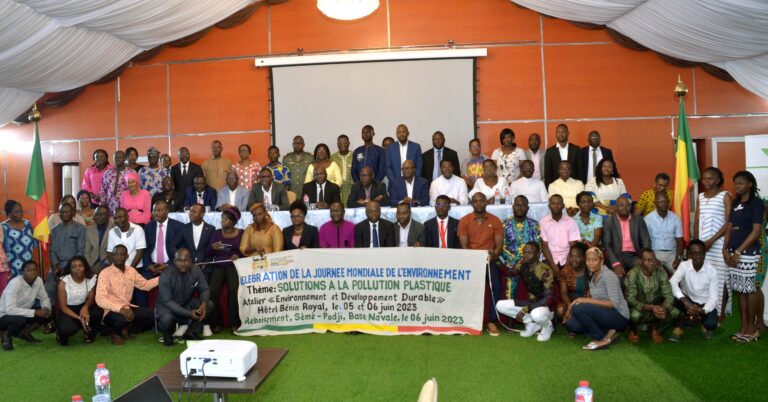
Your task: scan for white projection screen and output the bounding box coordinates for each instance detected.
[271,58,477,167]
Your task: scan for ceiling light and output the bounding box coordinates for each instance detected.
[317,0,380,21]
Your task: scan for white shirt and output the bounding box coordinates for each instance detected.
[0,276,50,318]
[399,142,409,169]
[429,175,469,206]
[529,150,542,180]
[152,218,169,264]
[228,188,237,207]
[469,177,505,200]
[670,260,719,313]
[398,221,411,247]
[61,274,98,306]
[404,177,415,198]
[557,142,569,161]
[510,177,549,203]
[192,222,204,249]
[107,223,147,268]
[436,217,449,248]
[586,147,603,181]
[369,220,381,248]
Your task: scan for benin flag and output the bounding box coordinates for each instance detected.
[25,121,49,245]
[672,98,700,243]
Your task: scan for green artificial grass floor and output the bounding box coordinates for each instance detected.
[3,315,767,401]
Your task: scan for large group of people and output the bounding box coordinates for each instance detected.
[0,123,766,351]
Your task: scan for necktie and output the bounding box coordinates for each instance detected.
[318,185,324,203]
[157,223,165,264]
[182,165,187,176]
[439,220,447,249]
[372,223,379,248]
[264,193,271,206]
[591,148,597,177]
[197,192,204,204]
[434,149,442,180]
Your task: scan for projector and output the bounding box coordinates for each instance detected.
[179,340,258,381]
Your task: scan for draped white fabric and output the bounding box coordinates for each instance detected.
[0,0,257,126]
[512,0,768,99]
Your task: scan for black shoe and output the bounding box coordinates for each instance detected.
[18,332,41,343]
[1,332,12,351]
[57,333,69,346]
[163,336,175,347]
[42,322,56,334]
[183,330,202,341]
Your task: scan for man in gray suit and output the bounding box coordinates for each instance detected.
[394,203,425,247]
[84,206,114,273]
[524,133,545,182]
[603,195,652,278]
[216,171,249,211]
[247,167,290,211]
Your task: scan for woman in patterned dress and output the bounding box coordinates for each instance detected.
[231,144,262,191]
[693,167,732,320]
[100,150,136,214]
[490,128,527,189]
[575,192,602,247]
[724,171,764,342]
[1,200,37,279]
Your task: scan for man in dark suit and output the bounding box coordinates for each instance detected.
[354,201,395,247]
[139,200,184,307]
[84,206,114,273]
[389,160,430,207]
[301,167,341,209]
[603,196,652,278]
[184,175,217,211]
[171,147,203,195]
[424,195,460,248]
[385,124,423,185]
[581,130,617,183]
[181,204,215,267]
[347,167,389,208]
[247,167,290,211]
[544,123,582,186]
[394,203,425,247]
[422,131,461,186]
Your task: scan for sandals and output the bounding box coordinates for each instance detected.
[735,333,760,343]
[582,341,610,351]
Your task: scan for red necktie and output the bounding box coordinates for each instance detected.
[439,220,447,249]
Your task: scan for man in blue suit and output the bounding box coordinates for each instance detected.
[385,124,423,186]
[138,200,184,307]
[184,175,217,211]
[580,130,617,183]
[389,160,430,207]
[181,204,215,267]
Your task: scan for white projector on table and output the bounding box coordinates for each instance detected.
[179,340,258,381]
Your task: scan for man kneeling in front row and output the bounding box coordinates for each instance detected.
[496,242,555,341]
[157,247,213,346]
[668,239,719,341]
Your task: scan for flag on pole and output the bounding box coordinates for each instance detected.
[25,120,50,246]
[672,97,700,243]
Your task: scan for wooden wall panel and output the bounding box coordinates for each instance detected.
[390,0,538,46]
[545,44,694,119]
[270,0,388,53]
[169,60,270,134]
[694,68,768,115]
[117,65,168,137]
[715,141,746,195]
[542,18,612,43]
[147,9,269,63]
[477,46,544,121]
[38,82,115,140]
[688,116,768,141]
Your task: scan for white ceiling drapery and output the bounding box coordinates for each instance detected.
[511,0,768,99]
[0,0,258,127]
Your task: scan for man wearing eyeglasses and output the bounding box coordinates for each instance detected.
[247,167,290,211]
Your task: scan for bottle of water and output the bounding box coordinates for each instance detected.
[303,194,309,205]
[504,188,512,205]
[575,380,593,402]
[494,189,501,205]
[94,363,111,401]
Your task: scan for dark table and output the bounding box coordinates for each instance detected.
[153,348,288,402]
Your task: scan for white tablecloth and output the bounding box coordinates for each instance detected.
[169,203,550,229]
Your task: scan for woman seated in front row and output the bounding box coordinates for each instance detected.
[564,247,629,350]
[496,242,556,342]
[557,243,589,321]
[56,256,103,345]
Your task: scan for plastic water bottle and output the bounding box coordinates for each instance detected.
[303,194,309,205]
[575,380,593,402]
[94,363,111,401]
[494,189,501,205]
[504,188,512,205]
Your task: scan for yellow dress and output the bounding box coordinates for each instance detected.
[304,161,343,186]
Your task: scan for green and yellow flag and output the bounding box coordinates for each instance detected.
[25,120,49,245]
[672,97,700,243]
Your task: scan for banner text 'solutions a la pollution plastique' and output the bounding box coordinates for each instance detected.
[233,248,487,336]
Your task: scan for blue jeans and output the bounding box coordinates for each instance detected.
[566,303,628,340]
